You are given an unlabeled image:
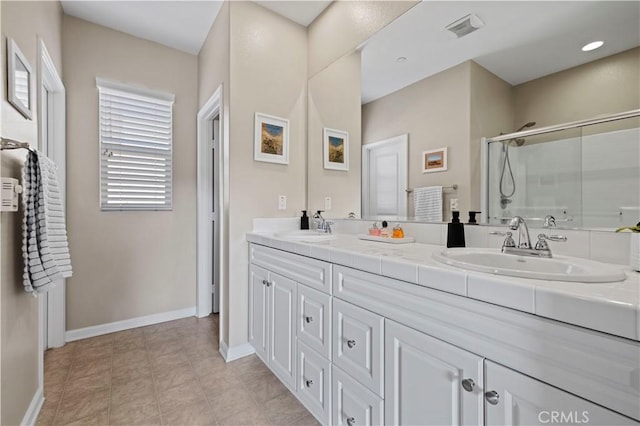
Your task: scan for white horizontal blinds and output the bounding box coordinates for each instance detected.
[98,82,174,211]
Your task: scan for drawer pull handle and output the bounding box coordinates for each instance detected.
[305,379,313,387]
[265,281,271,287]
[485,390,500,405]
[461,378,475,392]
[346,339,356,349]
[346,417,356,426]
[305,316,313,323]
[262,279,268,286]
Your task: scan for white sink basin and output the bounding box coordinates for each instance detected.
[433,248,626,283]
[275,230,337,242]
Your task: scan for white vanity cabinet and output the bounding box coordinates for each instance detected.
[385,320,484,426]
[248,264,297,390]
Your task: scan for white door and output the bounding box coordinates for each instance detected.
[362,134,408,217]
[484,360,633,425]
[249,264,269,362]
[385,320,484,426]
[269,272,297,390]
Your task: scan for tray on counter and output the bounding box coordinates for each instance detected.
[357,234,415,244]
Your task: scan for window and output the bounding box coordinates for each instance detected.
[97,78,175,211]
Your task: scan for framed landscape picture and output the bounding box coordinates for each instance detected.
[254,112,289,164]
[323,128,349,171]
[422,147,448,173]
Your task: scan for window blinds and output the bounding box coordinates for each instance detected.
[98,80,175,211]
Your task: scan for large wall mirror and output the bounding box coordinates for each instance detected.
[307,1,640,230]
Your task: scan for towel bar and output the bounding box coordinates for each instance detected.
[406,184,458,194]
[0,137,34,152]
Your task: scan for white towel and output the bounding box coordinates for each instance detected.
[414,186,443,222]
[22,151,72,294]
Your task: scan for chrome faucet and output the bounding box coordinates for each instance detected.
[313,210,333,234]
[493,216,567,258]
[543,215,556,228]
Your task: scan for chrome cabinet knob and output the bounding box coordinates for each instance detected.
[266,281,271,287]
[346,417,356,426]
[305,316,313,323]
[461,378,475,392]
[485,390,500,405]
[346,339,356,349]
[305,379,313,387]
[262,279,268,286]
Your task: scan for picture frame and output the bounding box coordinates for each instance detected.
[254,112,289,164]
[7,38,33,120]
[323,128,349,171]
[422,147,448,173]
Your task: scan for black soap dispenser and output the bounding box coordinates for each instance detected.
[300,210,309,230]
[447,211,466,248]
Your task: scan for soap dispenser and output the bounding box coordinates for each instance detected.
[447,211,466,248]
[300,210,309,230]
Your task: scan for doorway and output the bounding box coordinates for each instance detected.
[197,87,224,319]
[362,134,409,217]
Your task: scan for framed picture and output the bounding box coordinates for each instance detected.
[254,112,289,164]
[422,147,448,173]
[7,38,33,120]
[323,128,349,171]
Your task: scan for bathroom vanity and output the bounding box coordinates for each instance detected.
[246,232,640,425]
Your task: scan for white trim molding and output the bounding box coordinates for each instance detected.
[65,307,196,342]
[20,386,44,426]
[220,341,255,362]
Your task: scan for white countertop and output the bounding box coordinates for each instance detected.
[247,232,640,342]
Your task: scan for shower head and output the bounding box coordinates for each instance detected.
[513,121,536,146]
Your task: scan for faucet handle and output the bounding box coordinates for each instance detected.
[491,231,515,248]
[539,233,567,242]
[543,215,557,228]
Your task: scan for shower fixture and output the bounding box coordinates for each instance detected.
[499,121,536,209]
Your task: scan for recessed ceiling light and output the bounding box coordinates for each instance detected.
[582,41,604,52]
[396,56,407,63]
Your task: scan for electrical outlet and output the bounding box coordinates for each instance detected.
[278,195,287,210]
[450,198,459,211]
[324,197,332,211]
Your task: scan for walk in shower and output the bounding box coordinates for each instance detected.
[482,110,640,229]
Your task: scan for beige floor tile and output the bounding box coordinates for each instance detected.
[113,337,147,353]
[55,387,110,425]
[113,348,148,366]
[207,385,255,417]
[157,379,206,414]
[161,400,216,426]
[74,334,113,349]
[36,398,59,426]
[45,368,69,396]
[147,340,184,359]
[45,350,74,370]
[112,328,145,343]
[68,354,112,381]
[109,399,161,426]
[215,402,271,426]
[228,355,270,379]
[154,361,197,393]
[112,361,153,385]
[74,344,113,361]
[244,370,288,404]
[289,414,321,426]
[110,376,155,408]
[64,369,111,395]
[263,392,310,426]
[191,355,227,376]
[60,409,108,426]
[150,351,189,371]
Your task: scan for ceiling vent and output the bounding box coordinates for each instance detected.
[446,14,484,38]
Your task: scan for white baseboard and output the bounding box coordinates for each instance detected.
[220,341,255,362]
[65,307,196,342]
[21,386,44,426]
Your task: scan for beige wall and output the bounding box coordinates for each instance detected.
[62,16,198,330]
[362,62,472,220]
[1,2,63,424]
[307,0,418,78]
[308,51,361,217]
[514,47,640,128]
[227,2,307,347]
[198,1,231,344]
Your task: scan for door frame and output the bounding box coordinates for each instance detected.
[362,134,409,217]
[196,85,224,319]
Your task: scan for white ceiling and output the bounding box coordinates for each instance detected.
[362,1,640,104]
[60,1,331,55]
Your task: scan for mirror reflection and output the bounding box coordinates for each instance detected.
[7,38,33,120]
[309,1,640,230]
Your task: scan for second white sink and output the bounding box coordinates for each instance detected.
[433,248,627,283]
[275,230,337,243]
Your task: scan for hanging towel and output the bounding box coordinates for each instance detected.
[414,186,443,222]
[22,150,72,294]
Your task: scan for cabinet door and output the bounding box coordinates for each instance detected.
[298,284,332,360]
[333,298,384,396]
[385,320,484,426]
[298,341,331,425]
[249,264,269,362]
[333,366,383,426]
[269,272,297,390]
[484,361,636,426]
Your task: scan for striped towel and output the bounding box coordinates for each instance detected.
[413,186,443,222]
[22,151,72,294]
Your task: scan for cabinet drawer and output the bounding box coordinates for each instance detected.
[297,341,331,425]
[333,299,384,397]
[251,244,331,294]
[298,284,332,360]
[333,366,383,426]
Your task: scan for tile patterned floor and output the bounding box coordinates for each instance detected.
[37,315,318,426]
